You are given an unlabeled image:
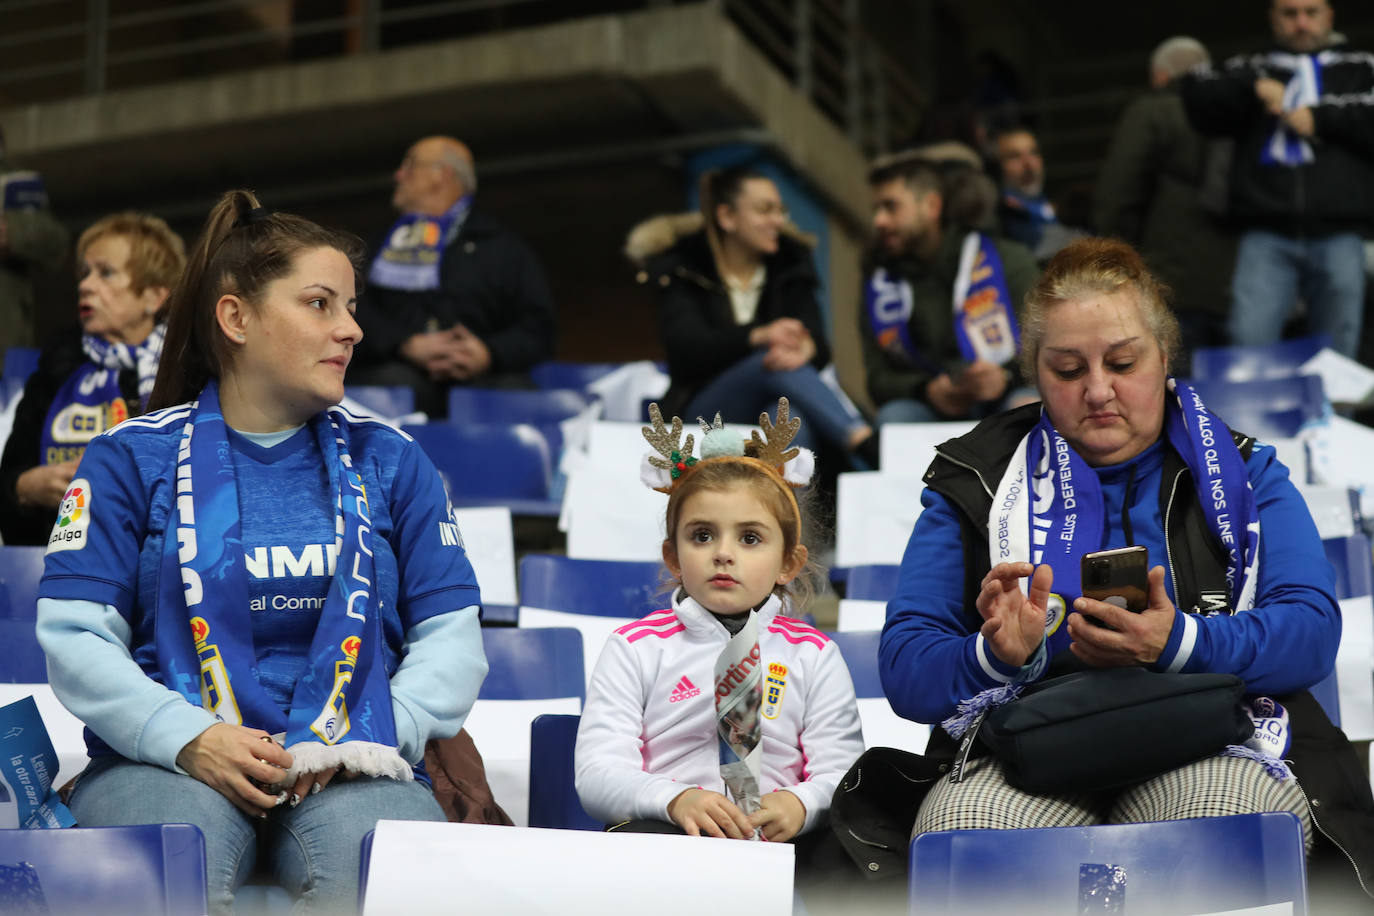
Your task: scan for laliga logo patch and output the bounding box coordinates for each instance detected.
[762,662,788,720]
[1044,593,1066,635]
[47,479,93,553]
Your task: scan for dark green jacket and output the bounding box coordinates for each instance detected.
[859,231,1037,410]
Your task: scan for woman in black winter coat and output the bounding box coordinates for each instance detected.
[626,167,876,466]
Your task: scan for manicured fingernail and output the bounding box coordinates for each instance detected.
[289,793,300,808]
[275,791,288,806]
[311,782,322,795]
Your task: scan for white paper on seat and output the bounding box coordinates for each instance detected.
[518,607,637,691]
[835,472,926,568]
[0,685,89,787]
[451,507,517,606]
[585,362,670,422]
[1335,595,1374,742]
[837,599,887,632]
[878,421,978,474]
[857,698,930,754]
[1266,438,1309,485]
[1193,904,1292,916]
[462,697,581,828]
[562,465,666,561]
[1309,416,1374,522]
[362,820,794,915]
[1300,348,1374,404]
[1296,486,1358,541]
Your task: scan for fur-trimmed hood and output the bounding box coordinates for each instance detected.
[623,211,816,266]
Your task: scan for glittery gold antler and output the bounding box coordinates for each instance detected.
[750,397,801,469]
[642,403,697,481]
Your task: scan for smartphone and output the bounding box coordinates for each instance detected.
[1080,545,1148,613]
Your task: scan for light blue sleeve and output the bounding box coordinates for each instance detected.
[389,606,488,764]
[36,596,217,772]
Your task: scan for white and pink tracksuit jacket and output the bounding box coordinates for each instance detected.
[574,591,864,835]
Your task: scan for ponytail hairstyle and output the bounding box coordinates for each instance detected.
[698,165,771,274]
[148,190,365,410]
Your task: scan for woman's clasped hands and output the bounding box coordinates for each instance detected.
[175,723,349,817]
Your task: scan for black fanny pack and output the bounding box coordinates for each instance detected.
[954,668,1254,794]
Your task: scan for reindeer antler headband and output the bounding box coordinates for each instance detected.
[640,398,816,501]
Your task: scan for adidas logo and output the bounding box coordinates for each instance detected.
[668,675,701,703]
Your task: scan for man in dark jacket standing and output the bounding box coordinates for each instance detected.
[1181,0,1374,358]
[352,135,555,415]
[1097,37,1237,364]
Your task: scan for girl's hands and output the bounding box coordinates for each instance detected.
[667,788,754,839]
[749,791,805,842]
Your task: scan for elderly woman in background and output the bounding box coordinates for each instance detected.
[0,212,184,545]
[876,238,1371,899]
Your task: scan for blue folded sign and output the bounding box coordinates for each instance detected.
[0,696,75,829]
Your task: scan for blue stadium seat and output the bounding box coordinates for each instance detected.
[467,627,585,827]
[528,714,600,830]
[0,823,208,915]
[1187,375,1327,441]
[1308,533,1374,726]
[828,630,930,752]
[345,384,415,418]
[845,564,900,602]
[529,362,622,392]
[402,422,557,516]
[826,630,883,698]
[0,377,26,411]
[1,347,40,387]
[358,829,375,910]
[0,546,46,683]
[478,627,586,702]
[1191,334,1331,383]
[446,387,590,426]
[908,812,1307,916]
[518,554,666,619]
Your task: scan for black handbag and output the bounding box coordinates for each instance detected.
[964,668,1253,794]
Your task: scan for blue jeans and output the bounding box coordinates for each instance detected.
[875,387,1037,428]
[67,755,446,915]
[1230,229,1365,358]
[685,351,865,458]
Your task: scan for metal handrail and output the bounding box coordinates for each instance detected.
[0,0,927,159]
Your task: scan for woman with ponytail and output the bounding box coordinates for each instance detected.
[625,166,877,467]
[36,190,488,914]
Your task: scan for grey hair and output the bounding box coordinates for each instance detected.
[1150,36,1210,79]
[442,147,478,194]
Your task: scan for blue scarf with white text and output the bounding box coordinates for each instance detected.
[153,380,409,780]
[991,379,1260,660]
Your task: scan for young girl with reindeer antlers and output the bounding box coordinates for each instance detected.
[574,398,864,876]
